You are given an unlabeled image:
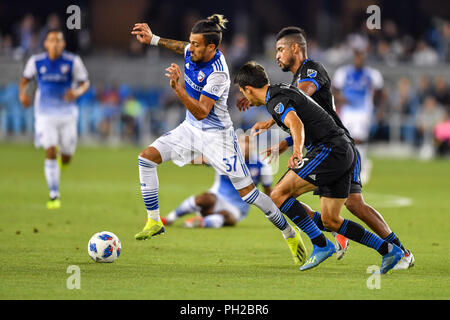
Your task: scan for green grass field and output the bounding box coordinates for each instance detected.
[0,142,449,300]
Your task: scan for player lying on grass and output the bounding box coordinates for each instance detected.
[19,29,90,209]
[234,61,404,273]
[162,135,273,228]
[237,26,414,270]
[131,14,306,265]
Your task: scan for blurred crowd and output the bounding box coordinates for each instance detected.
[1,12,450,67]
[0,12,449,157]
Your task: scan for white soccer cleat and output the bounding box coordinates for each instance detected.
[332,232,349,260]
[393,250,415,270]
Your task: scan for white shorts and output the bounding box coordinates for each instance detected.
[151,121,253,190]
[211,193,244,222]
[341,109,372,142]
[34,115,78,155]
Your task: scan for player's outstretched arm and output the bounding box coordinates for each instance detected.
[132,23,188,55]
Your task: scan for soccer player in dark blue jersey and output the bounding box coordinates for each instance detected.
[234,61,404,273]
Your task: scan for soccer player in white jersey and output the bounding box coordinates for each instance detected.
[19,30,90,209]
[131,14,306,265]
[333,47,383,183]
[162,135,273,229]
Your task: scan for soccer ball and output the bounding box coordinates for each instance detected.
[88,231,121,263]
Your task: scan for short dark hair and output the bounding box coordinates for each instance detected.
[45,28,64,40]
[276,26,307,52]
[234,61,269,89]
[191,14,228,49]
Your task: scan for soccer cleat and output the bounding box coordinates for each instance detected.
[183,216,204,228]
[300,238,336,271]
[285,227,307,266]
[379,244,404,274]
[46,198,61,209]
[332,232,349,260]
[392,250,415,270]
[161,211,176,226]
[134,218,165,240]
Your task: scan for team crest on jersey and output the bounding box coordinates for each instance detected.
[274,102,284,114]
[197,71,205,82]
[185,63,189,70]
[307,69,317,78]
[60,64,70,74]
[39,66,47,74]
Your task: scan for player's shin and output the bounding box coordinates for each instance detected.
[280,197,328,247]
[45,159,60,199]
[138,156,160,222]
[242,187,294,238]
[337,219,389,255]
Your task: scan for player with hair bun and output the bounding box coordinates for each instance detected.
[131,15,307,266]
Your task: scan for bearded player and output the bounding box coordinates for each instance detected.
[239,27,413,270]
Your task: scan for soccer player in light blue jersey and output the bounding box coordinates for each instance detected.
[162,135,273,228]
[131,14,306,265]
[19,30,90,209]
[333,46,384,184]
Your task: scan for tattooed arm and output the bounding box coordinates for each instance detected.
[131,23,188,55]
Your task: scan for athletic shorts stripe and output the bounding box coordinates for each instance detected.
[298,147,332,178]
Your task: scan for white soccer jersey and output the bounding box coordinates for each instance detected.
[23,51,88,118]
[333,65,383,114]
[183,44,233,130]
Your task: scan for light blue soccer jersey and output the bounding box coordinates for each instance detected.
[183,45,233,130]
[333,65,383,113]
[23,51,88,117]
[209,157,273,216]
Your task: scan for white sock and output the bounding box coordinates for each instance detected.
[203,214,225,228]
[242,188,293,235]
[44,159,60,199]
[138,156,160,222]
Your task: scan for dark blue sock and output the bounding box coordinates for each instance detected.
[280,197,327,247]
[338,219,389,255]
[312,211,331,232]
[384,232,405,251]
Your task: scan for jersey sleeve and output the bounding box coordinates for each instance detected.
[332,66,347,90]
[23,56,36,79]
[267,97,295,124]
[184,44,191,57]
[72,55,89,82]
[201,71,229,101]
[369,68,383,90]
[298,61,328,92]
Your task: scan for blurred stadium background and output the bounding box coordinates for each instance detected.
[0,0,449,159]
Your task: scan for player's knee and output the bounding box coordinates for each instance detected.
[321,215,341,231]
[139,147,161,164]
[270,188,289,207]
[345,196,365,217]
[46,147,57,159]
